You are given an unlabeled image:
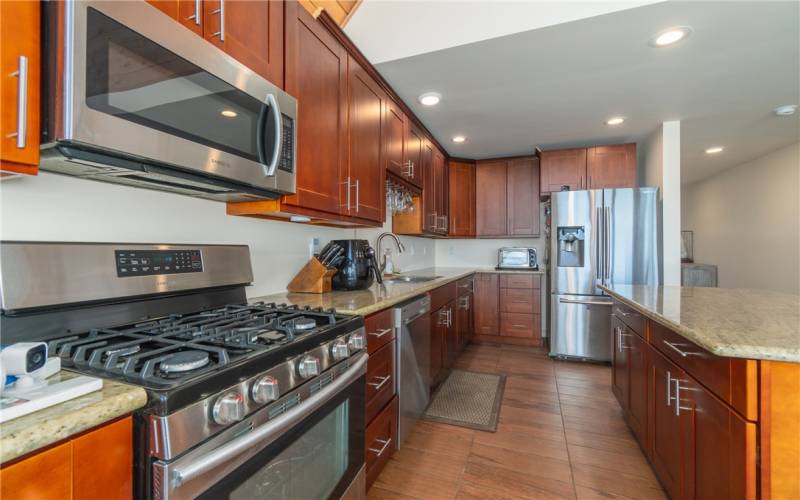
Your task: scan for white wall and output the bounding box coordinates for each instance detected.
[435,237,544,267]
[641,121,682,286]
[681,142,800,294]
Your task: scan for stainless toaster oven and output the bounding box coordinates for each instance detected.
[497,247,538,270]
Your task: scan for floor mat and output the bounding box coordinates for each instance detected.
[422,369,506,432]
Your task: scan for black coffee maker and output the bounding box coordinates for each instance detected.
[330,239,383,291]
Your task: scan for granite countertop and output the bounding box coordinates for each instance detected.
[1,372,147,464]
[252,266,544,316]
[600,284,800,363]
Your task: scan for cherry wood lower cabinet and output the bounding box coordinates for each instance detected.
[473,273,499,336]
[365,396,398,490]
[611,300,800,500]
[472,273,542,346]
[0,416,133,500]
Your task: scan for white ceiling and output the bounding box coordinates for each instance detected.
[345,1,659,64]
[348,1,799,184]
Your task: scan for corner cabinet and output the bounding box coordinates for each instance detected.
[448,159,476,237]
[475,156,540,238]
[0,0,40,177]
[540,143,636,195]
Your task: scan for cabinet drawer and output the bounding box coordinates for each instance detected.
[430,282,457,312]
[366,341,395,423]
[612,301,645,338]
[500,312,540,338]
[499,273,541,289]
[365,396,398,491]
[651,321,758,421]
[500,288,540,314]
[364,308,394,354]
[456,275,475,294]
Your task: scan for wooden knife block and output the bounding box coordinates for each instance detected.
[287,258,337,293]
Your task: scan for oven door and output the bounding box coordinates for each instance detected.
[56,1,296,193]
[153,355,366,500]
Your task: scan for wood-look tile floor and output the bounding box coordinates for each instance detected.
[367,344,667,500]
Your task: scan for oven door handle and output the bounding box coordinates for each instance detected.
[170,354,367,489]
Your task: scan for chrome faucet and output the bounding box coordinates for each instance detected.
[376,232,406,273]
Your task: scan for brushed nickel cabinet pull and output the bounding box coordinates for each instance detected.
[369,438,392,456]
[8,55,28,148]
[368,328,391,338]
[368,375,391,391]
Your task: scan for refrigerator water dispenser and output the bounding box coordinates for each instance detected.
[557,226,585,267]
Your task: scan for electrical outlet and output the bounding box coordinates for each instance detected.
[310,237,320,258]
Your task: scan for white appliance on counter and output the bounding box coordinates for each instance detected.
[549,188,659,362]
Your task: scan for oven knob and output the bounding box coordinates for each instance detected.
[251,375,280,404]
[347,331,366,352]
[297,355,321,379]
[212,391,245,425]
[330,339,350,361]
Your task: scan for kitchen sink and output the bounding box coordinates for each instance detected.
[383,275,442,283]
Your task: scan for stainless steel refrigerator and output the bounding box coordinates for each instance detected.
[549,187,659,362]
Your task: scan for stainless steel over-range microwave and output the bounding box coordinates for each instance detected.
[40,1,297,201]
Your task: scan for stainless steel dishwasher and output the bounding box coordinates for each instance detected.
[394,295,431,447]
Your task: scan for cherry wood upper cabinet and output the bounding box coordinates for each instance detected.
[345,54,384,222]
[421,141,436,233]
[202,0,284,87]
[146,0,203,36]
[383,100,405,179]
[506,157,540,236]
[473,273,499,336]
[448,160,476,237]
[282,4,347,215]
[539,148,586,193]
[587,144,636,189]
[475,160,508,237]
[433,148,448,235]
[0,0,40,176]
[402,121,424,188]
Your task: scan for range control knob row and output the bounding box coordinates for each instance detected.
[297,355,321,379]
[347,331,366,352]
[330,339,350,361]
[212,390,245,425]
[251,375,280,404]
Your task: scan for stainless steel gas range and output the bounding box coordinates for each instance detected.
[0,242,367,500]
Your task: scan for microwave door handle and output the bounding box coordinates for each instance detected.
[262,93,282,177]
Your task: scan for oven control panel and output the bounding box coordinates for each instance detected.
[115,249,203,277]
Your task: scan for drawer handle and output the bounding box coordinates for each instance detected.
[511,324,527,328]
[368,328,392,338]
[662,340,698,358]
[368,375,391,391]
[369,438,392,457]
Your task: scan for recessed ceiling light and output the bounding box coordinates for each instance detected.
[705,146,724,154]
[649,26,692,47]
[452,135,466,143]
[774,104,797,116]
[418,92,442,106]
[221,110,238,118]
[606,117,625,126]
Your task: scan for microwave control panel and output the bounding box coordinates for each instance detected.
[115,250,203,277]
[278,114,294,173]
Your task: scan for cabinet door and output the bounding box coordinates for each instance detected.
[346,55,384,222]
[0,0,39,175]
[473,273,499,335]
[283,6,346,214]
[611,317,630,411]
[422,141,437,233]
[650,349,686,500]
[506,157,540,236]
[433,148,449,235]
[0,441,71,500]
[456,293,471,351]
[73,417,133,500]
[681,374,756,500]
[445,301,457,368]
[383,100,405,178]
[587,144,636,189]
[628,332,648,447]
[540,148,586,193]
[203,0,284,86]
[146,0,203,35]
[431,306,446,387]
[448,160,476,237]
[475,160,507,237]
[403,121,424,187]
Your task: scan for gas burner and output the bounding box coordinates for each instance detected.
[160,350,210,373]
[293,317,316,331]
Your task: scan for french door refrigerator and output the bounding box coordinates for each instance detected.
[549,187,659,362]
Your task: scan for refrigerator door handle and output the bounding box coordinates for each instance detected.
[605,206,612,281]
[596,206,603,282]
